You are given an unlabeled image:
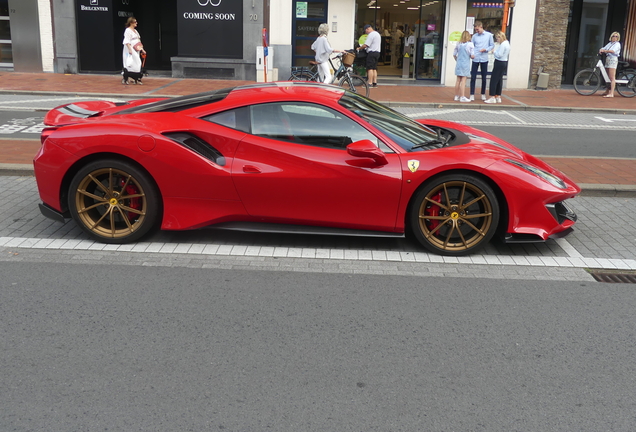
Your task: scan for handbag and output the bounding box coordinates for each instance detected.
[356,49,367,60]
[133,42,144,52]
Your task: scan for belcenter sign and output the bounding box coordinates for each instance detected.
[177,0,243,58]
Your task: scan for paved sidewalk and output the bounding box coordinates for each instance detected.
[1,71,635,196]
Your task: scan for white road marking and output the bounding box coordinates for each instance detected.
[555,237,584,258]
[502,111,527,124]
[595,116,636,123]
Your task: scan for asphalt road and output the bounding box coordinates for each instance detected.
[2,96,636,158]
[2,261,636,431]
[2,95,635,431]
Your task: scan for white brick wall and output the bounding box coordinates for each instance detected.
[38,0,54,72]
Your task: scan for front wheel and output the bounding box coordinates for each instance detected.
[338,73,370,97]
[68,159,162,243]
[573,69,601,95]
[616,71,636,98]
[409,174,500,256]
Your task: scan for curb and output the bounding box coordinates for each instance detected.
[384,101,636,115]
[0,163,33,176]
[1,164,634,197]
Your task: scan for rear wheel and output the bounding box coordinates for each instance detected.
[68,159,161,243]
[573,69,601,95]
[338,73,370,97]
[409,174,499,256]
[289,71,317,82]
[616,71,636,97]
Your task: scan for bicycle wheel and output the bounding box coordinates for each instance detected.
[616,70,636,98]
[338,73,370,97]
[573,69,601,95]
[289,71,317,82]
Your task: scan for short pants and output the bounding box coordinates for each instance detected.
[365,51,380,70]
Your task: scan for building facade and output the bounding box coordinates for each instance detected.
[1,0,634,89]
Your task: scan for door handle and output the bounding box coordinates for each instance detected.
[243,165,261,173]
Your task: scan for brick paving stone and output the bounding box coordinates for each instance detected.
[1,164,636,272]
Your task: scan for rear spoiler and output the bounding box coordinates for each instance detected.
[44,101,121,126]
[43,98,167,126]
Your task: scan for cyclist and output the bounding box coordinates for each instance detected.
[311,23,341,84]
[599,32,621,98]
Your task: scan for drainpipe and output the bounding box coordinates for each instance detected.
[528,0,541,89]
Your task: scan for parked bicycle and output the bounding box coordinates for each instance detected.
[573,54,636,97]
[289,51,370,97]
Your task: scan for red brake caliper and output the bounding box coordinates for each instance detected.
[424,191,442,236]
[119,178,141,221]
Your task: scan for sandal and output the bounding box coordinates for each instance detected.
[603,94,614,98]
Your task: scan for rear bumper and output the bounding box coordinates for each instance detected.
[39,203,68,224]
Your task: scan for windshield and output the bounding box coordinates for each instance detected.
[339,93,438,152]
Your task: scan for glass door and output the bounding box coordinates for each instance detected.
[0,0,12,68]
[414,1,446,80]
[292,0,328,66]
[354,0,446,81]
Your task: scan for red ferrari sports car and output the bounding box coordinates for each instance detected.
[34,82,579,256]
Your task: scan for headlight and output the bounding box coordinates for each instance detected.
[504,159,567,189]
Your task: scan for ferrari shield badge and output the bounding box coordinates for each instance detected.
[407,160,420,173]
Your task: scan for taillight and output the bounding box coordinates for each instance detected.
[40,127,58,145]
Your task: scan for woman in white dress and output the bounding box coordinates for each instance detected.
[122,17,145,84]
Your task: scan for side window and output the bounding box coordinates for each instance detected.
[250,102,388,151]
[201,107,250,133]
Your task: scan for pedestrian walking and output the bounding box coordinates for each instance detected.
[453,31,474,102]
[122,17,145,85]
[469,21,494,101]
[484,31,510,104]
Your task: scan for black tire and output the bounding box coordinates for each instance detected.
[616,71,636,98]
[68,159,162,243]
[289,71,317,82]
[573,69,601,95]
[338,73,370,97]
[409,174,500,256]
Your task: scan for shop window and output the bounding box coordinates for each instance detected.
[0,0,11,66]
[292,0,328,66]
[466,1,505,34]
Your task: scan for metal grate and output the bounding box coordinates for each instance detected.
[588,270,636,283]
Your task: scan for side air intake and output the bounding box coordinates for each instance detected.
[163,132,226,166]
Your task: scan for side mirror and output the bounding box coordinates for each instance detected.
[346,140,388,165]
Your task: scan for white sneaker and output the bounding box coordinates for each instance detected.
[469,95,475,101]
[484,97,497,104]
[481,94,487,101]
[454,96,459,101]
[459,96,471,102]
[496,96,502,103]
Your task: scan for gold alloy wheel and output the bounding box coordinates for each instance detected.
[417,180,494,253]
[74,167,147,239]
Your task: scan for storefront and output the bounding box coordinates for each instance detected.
[286,0,514,83]
[5,0,561,91]
[562,0,636,84]
[0,0,11,69]
[74,0,251,77]
[353,0,447,81]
